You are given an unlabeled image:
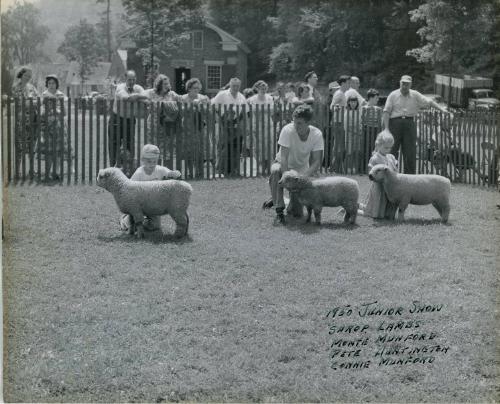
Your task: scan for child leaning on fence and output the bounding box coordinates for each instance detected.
[359,130,398,219]
[119,144,182,232]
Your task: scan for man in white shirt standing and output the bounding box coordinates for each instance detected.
[108,70,147,168]
[211,77,247,176]
[329,75,350,173]
[264,104,324,224]
[345,76,366,107]
[383,74,449,174]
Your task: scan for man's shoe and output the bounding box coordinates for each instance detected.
[262,198,274,209]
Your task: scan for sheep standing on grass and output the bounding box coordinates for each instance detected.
[368,164,451,222]
[97,167,192,238]
[279,170,359,224]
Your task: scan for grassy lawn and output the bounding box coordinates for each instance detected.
[2,176,499,402]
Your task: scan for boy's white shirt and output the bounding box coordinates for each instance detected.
[131,165,174,181]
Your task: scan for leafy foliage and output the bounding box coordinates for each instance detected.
[208,0,279,85]
[57,19,104,85]
[267,0,427,87]
[1,0,50,66]
[407,0,496,76]
[96,0,113,62]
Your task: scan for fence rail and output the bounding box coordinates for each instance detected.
[2,97,499,187]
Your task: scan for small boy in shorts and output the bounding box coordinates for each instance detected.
[120,144,181,232]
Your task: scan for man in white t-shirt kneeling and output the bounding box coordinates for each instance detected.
[264,104,324,224]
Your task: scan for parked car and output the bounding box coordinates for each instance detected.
[79,92,109,114]
[468,89,500,110]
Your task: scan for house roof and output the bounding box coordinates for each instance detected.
[117,49,128,69]
[118,20,250,54]
[205,21,250,54]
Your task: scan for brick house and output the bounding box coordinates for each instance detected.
[116,21,250,96]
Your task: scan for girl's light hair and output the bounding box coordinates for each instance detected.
[374,129,394,151]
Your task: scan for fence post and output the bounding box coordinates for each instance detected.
[7,97,12,184]
[67,97,72,185]
[82,98,87,184]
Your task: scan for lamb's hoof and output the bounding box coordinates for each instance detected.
[136,227,145,239]
[173,232,187,239]
[262,198,274,209]
[273,213,286,226]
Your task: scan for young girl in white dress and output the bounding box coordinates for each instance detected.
[359,130,398,219]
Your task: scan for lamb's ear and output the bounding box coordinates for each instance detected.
[384,166,388,172]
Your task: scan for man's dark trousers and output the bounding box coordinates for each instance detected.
[389,117,416,174]
[108,112,135,167]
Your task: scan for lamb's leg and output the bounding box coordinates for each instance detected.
[171,211,189,238]
[434,201,450,223]
[127,215,135,235]
[132,213,145,238]
[345,207,357,224]
[397,204,408,221]
[313,208,322,225]
[441,204,450,223]
[306,206,313,223]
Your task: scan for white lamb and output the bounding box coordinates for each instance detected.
[279,170,359,224]
[97,167,192,238]
[368,164,451,222]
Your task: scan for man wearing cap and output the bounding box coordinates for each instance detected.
[109,70,148,167]
[383,75,449,174]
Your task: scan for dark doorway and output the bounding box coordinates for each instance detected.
[175,68,191,94]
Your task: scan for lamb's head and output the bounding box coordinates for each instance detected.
[368,164,391,183]
[278,170,312,191]
[97,167,128,191]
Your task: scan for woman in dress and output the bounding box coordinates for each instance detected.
[180,78,209,178]
[38,75,72,180]
[144,74,181,163]
[247,80,275,174]
[12,66,39,174]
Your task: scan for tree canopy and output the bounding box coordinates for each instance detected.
[1,0,50,66]
[207,0,498,91]
[58,19,104,85]
[407,0,496,76]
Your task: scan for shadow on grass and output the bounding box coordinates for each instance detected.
[280,216,359,234]
[368,218,451,227]
[97,231,193,244]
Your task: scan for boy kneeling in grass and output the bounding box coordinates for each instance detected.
[120,144,181,232]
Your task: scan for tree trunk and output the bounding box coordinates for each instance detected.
[106,0,112,62]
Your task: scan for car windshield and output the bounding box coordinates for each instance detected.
[474,90,493,98]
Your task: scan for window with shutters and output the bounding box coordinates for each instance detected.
[192,30,203,50]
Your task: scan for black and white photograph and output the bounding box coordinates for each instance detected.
[1,0,499,402]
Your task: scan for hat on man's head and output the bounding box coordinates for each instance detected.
[328,81,340,90]
[142,144,160,159]
[400,75,412,83]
